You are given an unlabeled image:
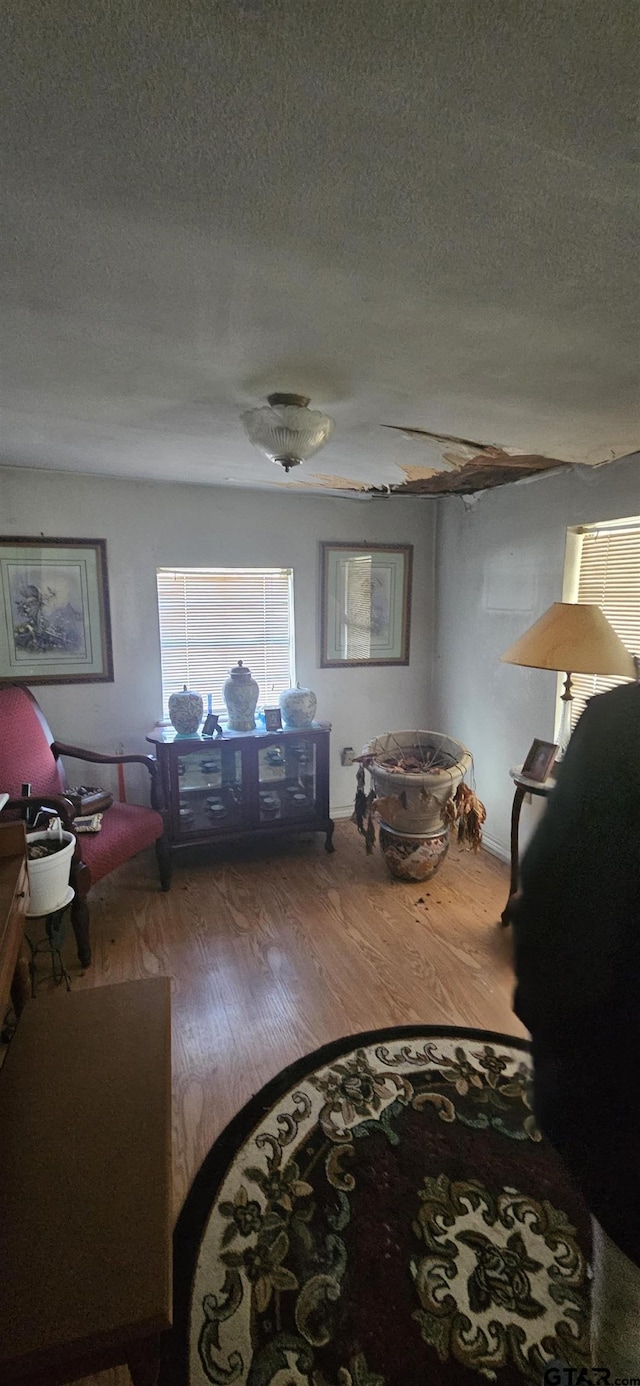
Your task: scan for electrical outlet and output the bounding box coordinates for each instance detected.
[341,746,355,767]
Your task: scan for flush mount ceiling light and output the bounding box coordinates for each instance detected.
[241,393,334,473]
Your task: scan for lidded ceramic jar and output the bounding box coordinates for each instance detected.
[223,660,260,731]
[168,684,203,735]
[279,683,317,729]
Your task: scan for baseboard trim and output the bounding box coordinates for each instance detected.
[481,832,510,864]
[331,805,354,820]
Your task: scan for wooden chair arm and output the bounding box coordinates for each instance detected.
[0,794,77,829]
[53,743,159,778]
[52,744,165,814]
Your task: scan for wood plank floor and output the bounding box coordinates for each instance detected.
[43,821,524,1386]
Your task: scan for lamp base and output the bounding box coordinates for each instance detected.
[556,672,574,761]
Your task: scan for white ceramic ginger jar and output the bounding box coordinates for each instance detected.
[168,684,203,735]
[223,660,260,731]
[279,684,317,729]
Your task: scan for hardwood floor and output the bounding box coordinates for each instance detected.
[46,821,523,1386]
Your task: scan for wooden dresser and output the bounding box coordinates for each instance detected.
[0,821,30,1022]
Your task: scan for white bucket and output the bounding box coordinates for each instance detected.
[26,828,75,916]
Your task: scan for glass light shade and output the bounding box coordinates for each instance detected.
[241,394,334,472]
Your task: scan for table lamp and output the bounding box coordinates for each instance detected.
[500,602,636,757]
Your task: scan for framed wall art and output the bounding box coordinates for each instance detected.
[0,537,114,684]
[320,542,413,667]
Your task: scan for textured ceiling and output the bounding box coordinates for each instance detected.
[1,0,638,497]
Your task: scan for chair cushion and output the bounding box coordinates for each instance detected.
[79,803,164,884]
[0,685,64,799]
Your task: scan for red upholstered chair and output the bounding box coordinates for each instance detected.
[0,684,170,967]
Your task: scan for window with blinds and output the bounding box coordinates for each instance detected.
[570,518,640,726]
[156,568,295,717]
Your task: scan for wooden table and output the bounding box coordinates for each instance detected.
[500,768,555,925]
[0,978,172,1385]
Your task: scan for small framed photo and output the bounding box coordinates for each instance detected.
[264,707,283,732]
[521,738,558,783]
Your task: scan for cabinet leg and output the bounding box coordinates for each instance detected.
[325,819,335,853]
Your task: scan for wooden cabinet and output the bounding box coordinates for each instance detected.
[0,822,30,1022]
[146,721,335,859]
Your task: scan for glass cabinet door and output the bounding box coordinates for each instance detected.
[176,744,243,835]
[257,738,317,824]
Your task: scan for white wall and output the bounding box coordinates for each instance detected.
[0,467,435,814]
[433,453,640,858]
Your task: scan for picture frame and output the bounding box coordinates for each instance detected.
[320,542,413,667]
[0,537,114,684]
[264,707,283,732]
[521,738,558,783]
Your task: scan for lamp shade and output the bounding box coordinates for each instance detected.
[500,602,636,677]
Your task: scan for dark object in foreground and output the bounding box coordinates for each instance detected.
[511,682,640,1268]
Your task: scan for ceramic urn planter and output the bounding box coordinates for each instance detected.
[168,684,204,735]
[378,825,450,882]
[279,684,317,729]
[360,730,473,881]
[223,660,260,731]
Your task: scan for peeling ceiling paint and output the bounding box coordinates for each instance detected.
[282,473,373,493]
[383,427,572,493]
[1,1,638,498]
[386,457,568,497]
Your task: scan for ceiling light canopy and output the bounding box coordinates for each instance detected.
[241,393,334,473]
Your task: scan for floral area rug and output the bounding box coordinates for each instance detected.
[166,1027,591,1385]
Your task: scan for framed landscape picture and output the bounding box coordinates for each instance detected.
[0,537,114,684]
[320,542,413,667]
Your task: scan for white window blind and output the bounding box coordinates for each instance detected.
[570,519,640,726]
[157,568,295,717]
